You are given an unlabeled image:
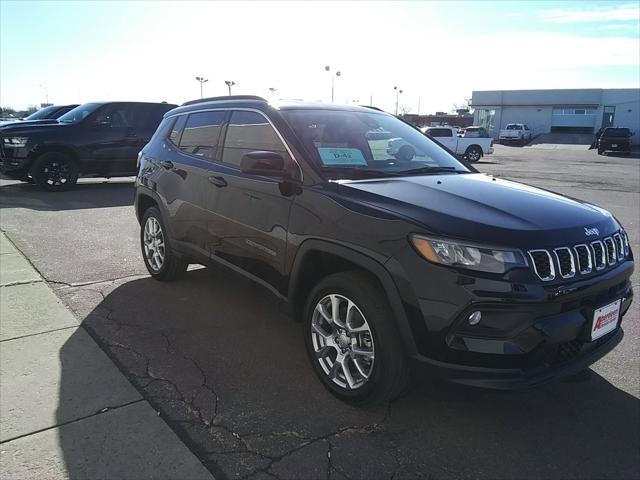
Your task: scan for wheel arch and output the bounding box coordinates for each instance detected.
[288,239,419,356]
[30,145,81,172]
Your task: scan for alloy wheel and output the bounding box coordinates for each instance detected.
[143,217,165,272]
[310,294,375,390]
[42,160,71,186]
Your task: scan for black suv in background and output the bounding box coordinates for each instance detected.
[134,96,634,404]
[0,101,176,190]
[0,104,79,128]
[596,127,633,155]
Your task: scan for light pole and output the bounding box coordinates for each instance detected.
[39,83,49,105]
[225,80,236,96]
[394,86,403,115]
[195,76,208,99]
[269,87,277,97]
[325,66,341,103]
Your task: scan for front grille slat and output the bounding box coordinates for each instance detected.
[528,230,627,282]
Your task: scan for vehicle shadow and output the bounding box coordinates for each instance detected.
[59,266,640,479]
[0,178,135,211]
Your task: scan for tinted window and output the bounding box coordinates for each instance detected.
[222,111,290,167]
[94,104,135,127]
[506,124,523,130]
[179,111,226,159]
[603,128,630,137]
[524,125,530,130]
[169,115,187,145]
[133,104,173,129]
[428,128,452,137]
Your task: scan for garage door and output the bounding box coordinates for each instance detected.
[551,107,596,133]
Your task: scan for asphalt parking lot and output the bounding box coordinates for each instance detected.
[1,144,639,480]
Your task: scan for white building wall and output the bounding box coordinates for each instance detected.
[472,88,640,144]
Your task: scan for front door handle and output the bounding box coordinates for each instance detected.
[160,160,174,170]
[208,175,227,187]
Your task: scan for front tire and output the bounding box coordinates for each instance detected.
[32,152,78,191]
[303,271,409,405]
[140,207,187,281]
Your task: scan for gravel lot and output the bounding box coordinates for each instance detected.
[1,144,638,480]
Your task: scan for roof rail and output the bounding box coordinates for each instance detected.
[181,95,268,106]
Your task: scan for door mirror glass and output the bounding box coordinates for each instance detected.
[240,151,286,177]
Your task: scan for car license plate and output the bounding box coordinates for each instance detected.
[591,299,621,341]
[612,144,618,148]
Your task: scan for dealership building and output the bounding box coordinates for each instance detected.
[471,88,640,143]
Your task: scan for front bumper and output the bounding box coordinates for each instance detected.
[404,255,634,390]
[412,327,624,389]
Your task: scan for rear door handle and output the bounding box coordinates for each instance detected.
[160,160,174,170]
[208,175,227,187]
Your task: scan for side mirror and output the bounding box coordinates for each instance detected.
[240,151,287,177]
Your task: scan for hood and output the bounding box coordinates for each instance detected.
[0,119,59,129]
[338,173,618,247]
[0,121,69,135]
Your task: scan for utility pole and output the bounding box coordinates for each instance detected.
[417,97,421,116]
[325,66,341,103]
[394,86,403,116]
[225,80,236,96]
[195,76,208,99]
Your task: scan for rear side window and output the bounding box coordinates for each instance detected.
[179,111,226,160]
[222,111,291,167]
[428,128,452,137]
[169,115,187,146]
[133,104,173,129]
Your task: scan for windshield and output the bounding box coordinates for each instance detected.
[282,109,469,179]
[57,103,102,124]
[506,124,522,130]
[25,106,59,120]
[603,128,630,137]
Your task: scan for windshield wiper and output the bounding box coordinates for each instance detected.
[319,166,402,179]
[396,166,468,176]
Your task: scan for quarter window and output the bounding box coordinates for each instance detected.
[179,111,226,160]
[169,115,187,146]
[222,111,291,167]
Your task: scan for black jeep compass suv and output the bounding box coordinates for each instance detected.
[134,96,634,404]
[1,101,176,190]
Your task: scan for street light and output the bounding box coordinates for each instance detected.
[394,86,403,115]
[195,76,208,99]
[225,80,236,96]
[269,87,277,97]
[325,66,341,103]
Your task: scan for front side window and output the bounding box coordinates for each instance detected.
[222,111,291,167]
[282,109,469,180]
[179,111,226,160]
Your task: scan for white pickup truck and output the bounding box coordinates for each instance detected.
[420,126,494,162]
[499,123,532,145]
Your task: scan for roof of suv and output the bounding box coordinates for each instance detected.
[168,95,389,117]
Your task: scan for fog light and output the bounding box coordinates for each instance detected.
[468,311,482,325]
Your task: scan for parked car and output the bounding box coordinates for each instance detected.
[0,105,79,128]
[0,101,176,190]
[596,127,633,155]
[420,126,493,162]
[499,123,532,145]
[462,126,490,138]
[134,96,633,405]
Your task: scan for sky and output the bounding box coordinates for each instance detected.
[1,0,639,113]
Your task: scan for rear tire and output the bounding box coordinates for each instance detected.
[464,145,482,163]
[32,152,78,191]
[303,270,409,405]
[140,206,187,281]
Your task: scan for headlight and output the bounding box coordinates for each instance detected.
[410,234,527,274]
[2,137,28,148]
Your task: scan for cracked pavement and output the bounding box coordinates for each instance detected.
[1,145,638,479]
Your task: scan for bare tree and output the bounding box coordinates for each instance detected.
[399,104,412,115]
